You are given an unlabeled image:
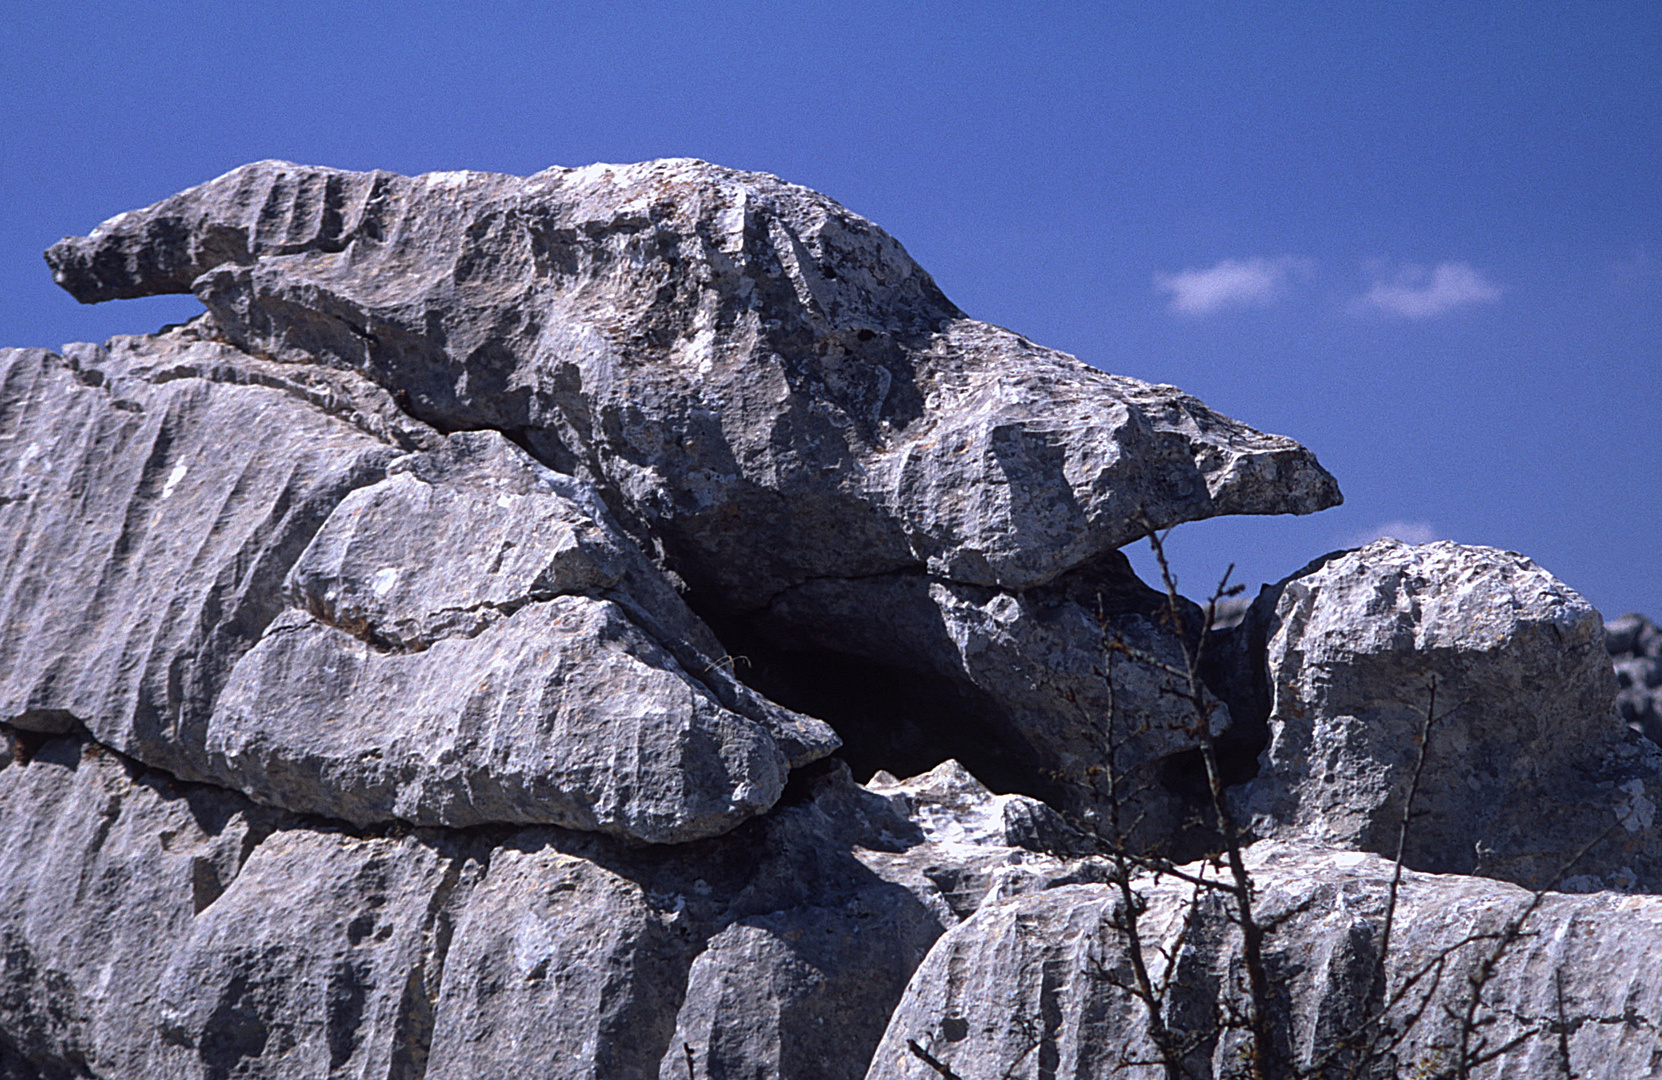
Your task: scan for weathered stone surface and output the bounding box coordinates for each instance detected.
[1609,612,1662,744]
[45,161,1340,610]
[1233,539,1662,890]
[0,735,1106,1080]
[56,157,1658,1080]
[30,158,1348,853]
[870,842,1662,1080]
[0,338,403,778]
[39,161,1336,815]
[722,556,1229,854]
[205,427,835,840]
[444,761,1109,1080]
[0,334,835,842]
[151,827,467,1080]
[0,731,280,1079]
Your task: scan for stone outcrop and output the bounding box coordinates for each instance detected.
[0,336,836,844]
[1230,540,1662,892]
[43,160,1339,608]
[0,732,1102,1080]
[4,158,1657,1079]
[39,159,1339,842]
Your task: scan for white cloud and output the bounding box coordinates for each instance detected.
[1354,262,1501,319]
[1155,256,1312,316]
[1343,520,1441,548]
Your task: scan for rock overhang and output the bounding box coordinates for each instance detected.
[45,157,1341,602]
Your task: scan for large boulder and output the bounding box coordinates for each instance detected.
[869,841,1662,1079]
[44,159,1340,607]
[0,334,836,843]
[1232,539,1662,890]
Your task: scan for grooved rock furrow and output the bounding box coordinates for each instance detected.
[0,339,401,782]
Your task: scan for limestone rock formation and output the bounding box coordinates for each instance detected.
[5,158,1656,1079]
[0,734,1102,1080]
[43,160,1340,608]
[40,159,1340,842]
[0,335,836,843]
[1232,539,1662,891]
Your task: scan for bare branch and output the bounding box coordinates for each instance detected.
[907,1038,969,1080]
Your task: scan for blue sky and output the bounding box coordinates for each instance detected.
[3,2,1658,616]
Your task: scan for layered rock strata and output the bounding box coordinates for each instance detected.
[39,158,1340,837]
[0,336,837,844]
[0,732,1101,1080]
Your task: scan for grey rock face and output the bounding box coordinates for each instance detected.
[0,735,1102,1080]
[0,338,404,776]
[727,557,1228,853]
[1235,539,1662,890]
[0,334,835,842]
[1609,612,1662,744]
[869,842,1662,1080]
[19,156,1542,1080]
[207,427,835,840]
[0,732,280,1079]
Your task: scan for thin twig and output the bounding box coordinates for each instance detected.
[907,1039,968,1080]
[1139,516,1276,1080]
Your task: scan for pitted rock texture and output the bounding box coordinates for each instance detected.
[1609,612,1662,744]
[869,842,1662,1080]
[0,334,835,843]
[0,734,1105,1080]
[1234,539,1662,891]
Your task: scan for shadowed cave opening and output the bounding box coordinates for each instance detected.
[695,610,1061,804]
[694,583,1276,861]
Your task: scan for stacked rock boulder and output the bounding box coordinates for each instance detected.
[1610,612,1662,744]
[1,159,1658,1078]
